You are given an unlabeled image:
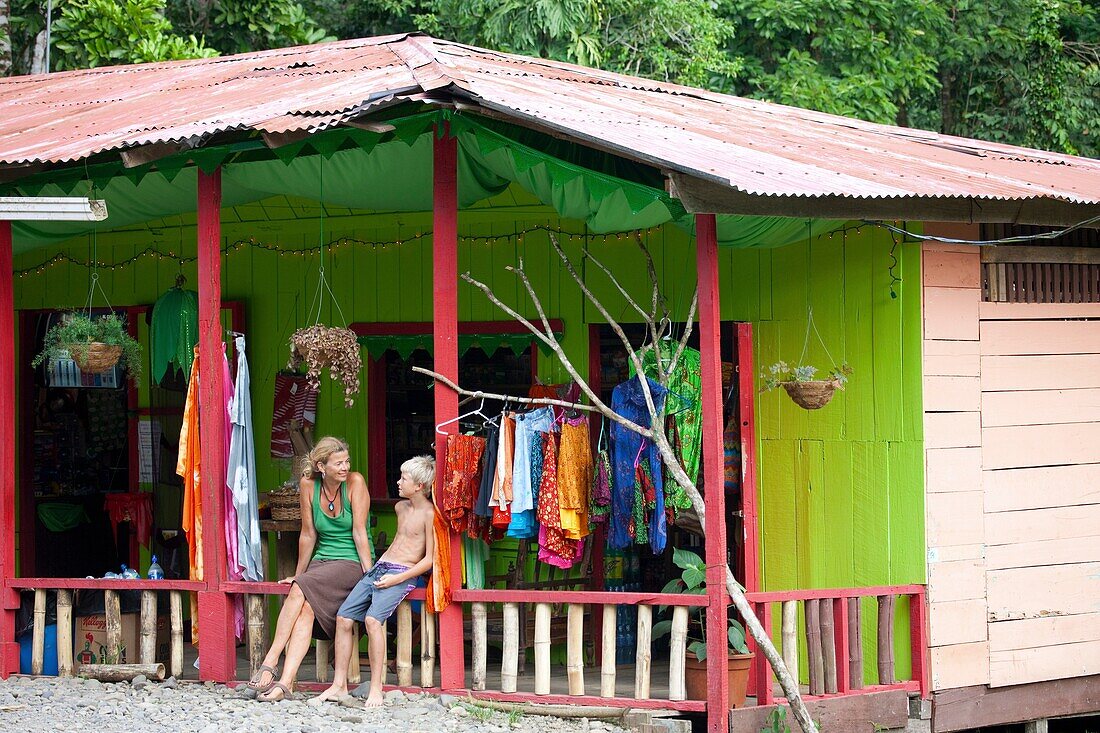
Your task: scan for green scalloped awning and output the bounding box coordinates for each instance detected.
[8,110,844,253]
[357,332,556,360]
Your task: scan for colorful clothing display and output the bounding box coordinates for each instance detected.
[474,425,499,519]
[490,414,515,529]
[227,334,263,583]
[536,432,578,567]
[176,349,202,643]
[270,373,317,458]
[609,375,668,553]
[557,419,591,539]
[589,447,612,526]
[442,433,487,534]
[635,343,700,516]
[508,407,554,539]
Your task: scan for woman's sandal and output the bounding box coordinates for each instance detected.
[246,664,278,693]
[258,681,293,702]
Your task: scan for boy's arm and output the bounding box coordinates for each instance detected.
[375,507,435,588]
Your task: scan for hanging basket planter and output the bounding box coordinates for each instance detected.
[67,342,123,373]
[287,323,361,407]
[781,378,843,410]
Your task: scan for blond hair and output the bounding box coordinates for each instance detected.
[303,436,351,479]
[401,454,435,496]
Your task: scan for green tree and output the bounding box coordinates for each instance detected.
[167,0,333,55]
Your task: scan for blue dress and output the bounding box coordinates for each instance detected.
[609,375,668,553]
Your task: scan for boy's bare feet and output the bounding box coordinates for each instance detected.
[307,683,347,706]
[363,689,384,708]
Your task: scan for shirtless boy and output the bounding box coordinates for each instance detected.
[309,455,436,708]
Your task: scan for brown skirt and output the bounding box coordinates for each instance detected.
[293,559,364,640]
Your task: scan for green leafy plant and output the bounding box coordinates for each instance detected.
[653,548,749,658]
[762,707,790,733]
[758,360,853,393]
[31,312,143,382]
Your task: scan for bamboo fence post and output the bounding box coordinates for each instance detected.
[820,598,837,694]
[420,611,435,688]
[169,591,183,678]
[848,597,862,689]
[534,603,551,695]
[140,590,157,665]
[31,589,46,675]
[668,606,689,701]
[246,595,265,676]
[600,605,616,698]
[57,590,73,678]
[104,590,122,664]
[634,604,652,700]
[471,602,487,691]
[379,620,388,687]
[781,600,799,685]
[348,623,361,685]
[566,604,585,696]
[315,639,331,683]
[501,603,519,693]
[78,663,165,682]
[396,601,413,687]
[877,595,895,684]
[805,599,824,696]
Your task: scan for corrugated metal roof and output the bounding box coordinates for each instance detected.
[0,33,1097,223]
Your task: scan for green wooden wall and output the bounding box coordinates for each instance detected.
[12,187,923,681]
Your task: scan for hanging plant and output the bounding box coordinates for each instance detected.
[287,324,361,407]
[759,361,852,410]
[31,312,143,381]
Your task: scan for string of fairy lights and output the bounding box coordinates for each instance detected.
[14,220,917,280]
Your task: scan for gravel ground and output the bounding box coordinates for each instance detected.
[0,675,634,733]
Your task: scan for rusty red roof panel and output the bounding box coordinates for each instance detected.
[0,33,1096,207]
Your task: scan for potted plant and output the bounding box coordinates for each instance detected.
[653,548,754,708]
[287,323,361,407]
[31,312,143,381]
[759,360,853,410]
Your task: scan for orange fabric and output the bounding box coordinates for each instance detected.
[425,495,451,613]
[557,420,592,539]
[490,414,515,528]
[176,349,203,643]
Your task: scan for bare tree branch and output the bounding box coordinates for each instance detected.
[582,246,651,323]
[666,287,699,378]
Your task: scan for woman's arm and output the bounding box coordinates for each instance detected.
[281,476,317,583]
[347,472,373,573]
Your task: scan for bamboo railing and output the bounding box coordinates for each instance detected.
[746,584,929,704]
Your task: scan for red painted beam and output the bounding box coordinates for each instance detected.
[696,213,729,733]
[432,123,465,692]
[833,597,851,694]
[196,168,235,682]
[745,585,925,603]
[0,220,18,678]
[455,690,707,712]
[221,581,427,602]
[7,578,205,591]
[452,589,708,606]
[736,322,760,593]
[909,590,930,698]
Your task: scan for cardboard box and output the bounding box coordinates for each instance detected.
[74,613,169,665]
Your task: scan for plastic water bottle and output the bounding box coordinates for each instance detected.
[120,564,140,580]
[147,556,164,580]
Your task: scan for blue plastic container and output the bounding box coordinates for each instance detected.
[18,623,58,675]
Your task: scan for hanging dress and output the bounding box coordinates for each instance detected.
[176,348,203,643]
[227,335,263,582]
[609,376,668,553]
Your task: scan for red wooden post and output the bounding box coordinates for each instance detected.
[753,602,775,705]
[697,213,729,733]
[433,123,465,691]
[196,168,235,681]
[833,597,851,693]
[0,220,19,677]
[909,590,930,698]
[736,323,760,594]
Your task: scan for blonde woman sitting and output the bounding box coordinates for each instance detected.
[249,436,372,701]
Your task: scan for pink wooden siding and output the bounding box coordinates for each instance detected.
[922,228,1100,690]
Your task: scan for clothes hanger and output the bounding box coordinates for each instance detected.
[435,397,490,435]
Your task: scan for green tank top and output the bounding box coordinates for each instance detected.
[311,479,372,562]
